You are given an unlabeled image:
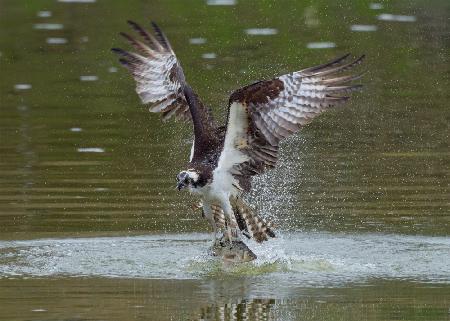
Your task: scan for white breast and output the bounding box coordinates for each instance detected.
[216,102,250,171]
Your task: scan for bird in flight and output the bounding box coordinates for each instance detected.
[112,21,364,262]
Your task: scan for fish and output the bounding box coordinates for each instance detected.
[209,236,257,263]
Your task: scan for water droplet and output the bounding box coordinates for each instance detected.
[306,42,336,49]
[80,75,98,81]
[245,28,278,36]
[77,148,105,153]
[70,127,82,132]
[189,37,207,45]
[37,11,52,18]
[377,14,416,22]
[350,25,378,32]
[33,23,64,30]
[202,53,216,59]
[369,3,383,10]
[206,0,236,5]
[108,67,118,73]
[31,309,47,312]
[46,37,67,44]
[14,84,32,90]
[58,0,96,3]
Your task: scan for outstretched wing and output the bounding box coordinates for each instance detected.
[112,21,192,121]
[112,21,219,159]
[218,54,365,182]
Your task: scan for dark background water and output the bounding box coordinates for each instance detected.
[0,0,449,320]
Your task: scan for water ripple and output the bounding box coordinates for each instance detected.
[0,232,448,285]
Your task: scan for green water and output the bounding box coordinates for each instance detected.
[0,0,449,320]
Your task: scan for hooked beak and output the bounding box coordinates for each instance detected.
[176,182,186,191]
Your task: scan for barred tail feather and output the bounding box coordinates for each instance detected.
[232,197,275,243]
[194,199,275,242]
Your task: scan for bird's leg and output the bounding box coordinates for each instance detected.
[223,220,233,246]
[222,202,235,246]
[211,217,217,244]
[202,204,218,246]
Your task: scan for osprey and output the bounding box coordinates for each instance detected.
[112,21,364,261]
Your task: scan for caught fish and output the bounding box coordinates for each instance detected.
[209,236,257,263]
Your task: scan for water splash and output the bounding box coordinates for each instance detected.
[1,232,448,285]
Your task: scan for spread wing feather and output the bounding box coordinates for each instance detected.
[112,21,221,160]
[112,21,191,122]
[218,54,365,180]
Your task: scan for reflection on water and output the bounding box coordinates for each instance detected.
[0,0,449,320]
[0,278,448,321]
[197,299,274,321]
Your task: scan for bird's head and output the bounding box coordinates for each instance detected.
[176,169,200,191]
